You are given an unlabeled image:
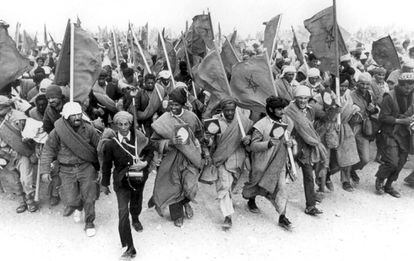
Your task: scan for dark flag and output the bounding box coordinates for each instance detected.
[304,6,347,75]
[263,14,281,59]
[54,20,102,103]
[185,14,214,58]
[230,54,275,113]
[371,35,401,72]
[220,38,241,75]
[291,27,304,65]
[0,22,30,91]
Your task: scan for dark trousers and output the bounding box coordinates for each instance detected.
[115,181,146,249]
[169,198,190,221]
[298,162,316,208]
[375,134,408,184]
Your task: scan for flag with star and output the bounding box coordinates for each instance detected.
[230,54,276,113]
[304,6,347,75]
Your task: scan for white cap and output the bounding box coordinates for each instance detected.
[158,70,171,79]
[307,68,320,78]
[61,102,82,119]
[340,54,352,62]
[294,85,311,97]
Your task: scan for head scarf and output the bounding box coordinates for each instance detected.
[61,102,82,119]
[113,111,133,124]
[340,54,351,62]
[281,65,296,77]
[307,68,320,78]
[169,88,187,105]
[294,85,311,97]
[158,70,171,79]
[357,72,372,83]
[46,84,63,99]
[220,98,236,109]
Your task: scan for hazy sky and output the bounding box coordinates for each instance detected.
[1,0,414,41]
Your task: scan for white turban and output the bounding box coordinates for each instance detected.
[282,65,296,74]
[294,85,311,97]
[113,111,133,124]
[39,78,53,93]
[340,54,351,62]
[357,72,372,83]
[175,81,188,89]
[402,58,414,69]
[307,68,320,78]
[61,102,82,119]
[158,70,171,79]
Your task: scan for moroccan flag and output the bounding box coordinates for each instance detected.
[292,27,304,65]
[21,30,35,56]
[304,6,347,75]
[197,50,231,102]
[185,14,214,58]
[0,22,30,91]
[54,20,102,103]
[230,54,276,113]
[371,35,400,72]
[220,38,241,75]
[263,14,281,59]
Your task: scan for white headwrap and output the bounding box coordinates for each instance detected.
[113,111,133,124]
[307,68,320,78]
[294,85,311,97]
[281,65,296,77]
[340,54,351,62]
[158,70,171,79]
[357,72,372,83]
[61,102,82,119]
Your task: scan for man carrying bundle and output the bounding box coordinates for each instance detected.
[40,102,100,237]
[242,96,294,230]
[149,88,209,227]
[205,99,252,229]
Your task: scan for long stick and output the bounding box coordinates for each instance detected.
[70,22,74,102]
[214,48,246,137]
[264,49,278,96]
[34,144,43,202]
[159,31,176,88]
[333,0,341,125]
[224,36,242,63]
[182,33,197,97]
[291,26,309,73]
[131,25,152,74]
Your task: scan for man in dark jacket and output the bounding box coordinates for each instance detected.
[101,111,155,259]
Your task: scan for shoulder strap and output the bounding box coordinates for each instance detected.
[112,137,136,160]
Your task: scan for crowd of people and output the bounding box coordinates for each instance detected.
[2,20,414,260]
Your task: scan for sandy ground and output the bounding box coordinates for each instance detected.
[1,151,414,261]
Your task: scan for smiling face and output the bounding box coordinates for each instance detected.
[169,101,183,115]
[357,81,371,95]
[222,103,236,122]
[295,96,309,110]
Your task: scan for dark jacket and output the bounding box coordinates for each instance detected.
[102,130,155,190]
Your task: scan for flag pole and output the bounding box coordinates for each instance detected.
[70,21,74,102]
[159,30,176,88]
[213,46,245,137]
[291,26,309,73]
[15,22,20,49]
[264,49,278,96]
[181,32,197,98]
[333,0,341,125]
[224,36,241,62]
[131,25,152,74]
